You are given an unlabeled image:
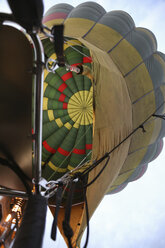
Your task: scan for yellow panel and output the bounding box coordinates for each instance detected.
[121,148,147,173]
[107,147,147,192]
[73,122,79,129]
[43,82,48,94]
[43,19,65,28]
[125,63,153,103]
[39,31,46,41]
[43,97,48,110]
[110,117,163,189]
[64,39,82,50]
[67,164,74,171]
[50,53,57,60]
[44,69,49,80]
[48,110,54,121]
[129,122,154,153]
[110,39,142,75]
[64,122,72,130]
[84,23,122,52]
[113,169,134,186]
[55,118,63,128]
[48,161,67,173]
[150,118,162,144]
[132,91,155,128]
[64,18,94,38]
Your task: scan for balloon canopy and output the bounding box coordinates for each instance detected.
[42,1,165,196]
[42,38,93,181]
[41,1,165,245]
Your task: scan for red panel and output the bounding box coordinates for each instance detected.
[83,57,92,63]
[73,148,86,155]
[61,72,72,81]
[63,103,68,109]
[59,93,66,102]
[43,140,56,154]
[43,12,68,23]
[86,144,92,150]
[58,147,70,156]
[58,82,67,92]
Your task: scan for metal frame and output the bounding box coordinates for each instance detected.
[30,33,45,194]
[0,14,45,198]
[0,188,28,199]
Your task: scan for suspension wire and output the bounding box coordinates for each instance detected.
[64,38,92,59]
[70,151,92,173]
[64,39,92,60]
[64,38,89,50]
[41,24,92,62]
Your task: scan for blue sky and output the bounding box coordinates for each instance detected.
[1,0,165,247]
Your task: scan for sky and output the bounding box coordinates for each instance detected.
[1,0,165,247]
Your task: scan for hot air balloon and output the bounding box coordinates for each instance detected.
[0,1,165,248]
[41,2,165,247]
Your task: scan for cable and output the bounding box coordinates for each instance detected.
[84,155,110,188]
[64,38,89,50]
[80,102,165,188]
[64,39,92,60]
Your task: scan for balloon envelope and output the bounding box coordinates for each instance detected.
[42,1,165,245]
